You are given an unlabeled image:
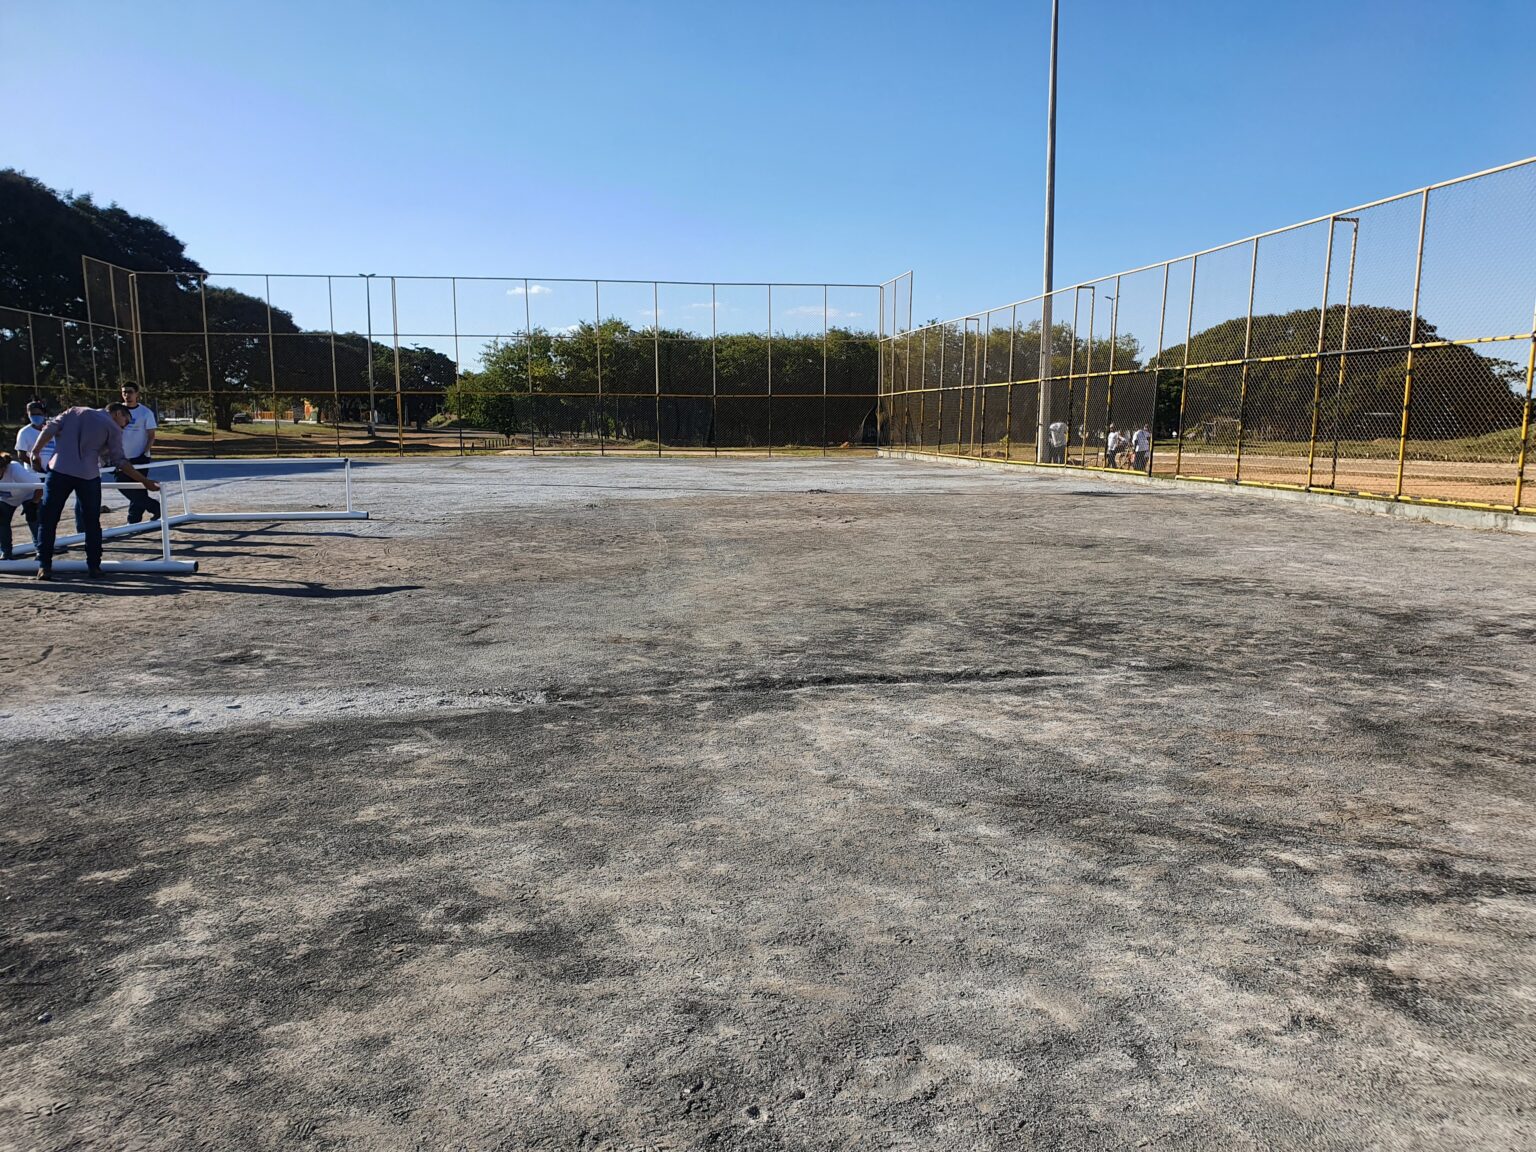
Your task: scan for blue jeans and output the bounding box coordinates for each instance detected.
[39,472,102,571]
[1,500,40,559]
[117,456,161,523]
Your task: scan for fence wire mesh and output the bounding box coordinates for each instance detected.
[880,158,1536,514]
[1,269,883,459]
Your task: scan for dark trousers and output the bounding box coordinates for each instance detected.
[39,472,102,572]
[1,500,40,559]
[117,456,160,523]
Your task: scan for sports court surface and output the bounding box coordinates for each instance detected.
[3,457,1533,1150]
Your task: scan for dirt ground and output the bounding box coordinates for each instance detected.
[2,457,1534,1151]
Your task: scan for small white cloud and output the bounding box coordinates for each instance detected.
[506,284,553,296]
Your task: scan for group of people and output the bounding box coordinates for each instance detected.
[1041,420,1152,471]
[1105,424,1152,471]
[2,384,163,580]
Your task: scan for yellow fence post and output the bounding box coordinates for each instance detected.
[1234,238,1260,482]
[1174,258,1197,476]
[1514,326,1536,510]
[1394,189,1431,499]
[1305,219,1339,489]
[1003,304,1016,461]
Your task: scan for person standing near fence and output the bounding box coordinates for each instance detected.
[1047,420,1068,464]
[27,404,159,580]
[1132,425,1152,472]
[1105,424,1122,468]
[0,450,43,560]
[116,383,161,524]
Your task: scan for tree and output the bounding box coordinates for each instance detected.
[1154,306,1524,443]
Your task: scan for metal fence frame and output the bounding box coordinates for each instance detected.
[1,268,888,459]
[879,156,1536,515]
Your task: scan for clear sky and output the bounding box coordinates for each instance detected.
[2,0,1533,332]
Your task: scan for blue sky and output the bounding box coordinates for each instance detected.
[2,0,1533,336]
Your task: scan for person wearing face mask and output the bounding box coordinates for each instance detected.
[15,400,107,535]
[15,401,55,468]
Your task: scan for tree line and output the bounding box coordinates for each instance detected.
[0,169,880,444]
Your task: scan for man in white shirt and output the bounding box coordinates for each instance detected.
[117,383,161,523]
[15,401,55,466]
[1047,420,1068,464]
[1105,424,1122,468]
[1132,425,1152,472]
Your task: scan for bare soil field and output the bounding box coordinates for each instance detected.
[2,457,1534,1151]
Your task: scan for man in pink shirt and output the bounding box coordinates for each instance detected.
[28,404,160,581]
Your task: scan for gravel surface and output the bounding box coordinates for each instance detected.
[2,456,1534,1151]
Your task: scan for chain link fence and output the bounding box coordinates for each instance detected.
[1,267,883,459]
[881,158,1536,514]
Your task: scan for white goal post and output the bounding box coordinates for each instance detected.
[0,457,368,576]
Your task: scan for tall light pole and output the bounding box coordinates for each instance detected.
[1037,0,1060,463]
[360,273,376,437]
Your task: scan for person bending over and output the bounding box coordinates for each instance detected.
[0,450,42,560]
[28,404,159,580]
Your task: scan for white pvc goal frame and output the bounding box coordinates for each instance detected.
[0,457,367,575]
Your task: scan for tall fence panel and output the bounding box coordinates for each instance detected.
[0,267,882,459]
[880,157,1536,516]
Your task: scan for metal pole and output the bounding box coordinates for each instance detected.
[918,327,928,451]
[1394,190,1430,499]
[26,314,39,397]
[452,278,464,457]
[979,310,991,457]
[128,272,145,388]
[1174,258,1197,475]
[1080,288,1095,465]
[1063,289,1081,463]
[328,276,343,455]
[1234,238,1260,481]
[1513,313,1535,510]
[1036,0,1060,463]
[878,287,890,454]
[653,281,662,457]
[1326,221,1361,489]
[160,500,173,563]
[1306,220,1339,489]
[1145,262,1170,476]
[524,277,535,456]
[766,285,773,457]
[711,284,718,457]
[937,321,947,451]
[1102,278,1120,468]
[595,281,604,457]
[822,284,829,456]
[81,255,101,396]
[966,318,978,455]
[266,275,280,456]
[1004,304,1016,460]
[390,277,404,457]
[199,276,217,456]
[897,293,909,445]
[363,274,376,440]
